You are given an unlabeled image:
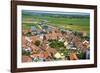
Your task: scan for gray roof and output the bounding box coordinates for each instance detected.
[31,26,37,31]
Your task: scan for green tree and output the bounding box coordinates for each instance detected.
[49,40,64,49]
[34,40,41,46]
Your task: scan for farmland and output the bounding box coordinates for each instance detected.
[22,11,90,34]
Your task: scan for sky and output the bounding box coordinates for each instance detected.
[22,10,90,16]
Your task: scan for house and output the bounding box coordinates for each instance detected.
[30,36,39,44]
[69,52,78,60]
[22,56,32,62]
[45,28,62,40]
[31,50,51,61]
[22,29,29,35]
[41,43,49,50]
[66,44,73,49]
[71,47,77,50]
[54,52,62,59]
[71,36,81,44]
[54,52,65,59]
[82,40,89,47]
[66,33,75,43]
[25,36,32,43]
[82,32,87,37]
[42,25,49,31]
[64,40,68,47]
[31,26,37,32]
[22,36,28,48]
[22,47,32,53]
[74,41,83,49]
[85,48,90,59]
[46,48,57,56]
[29,44,41,51]
[81,40,90,53]
[41,51,50,59]
[58,37,64,42]
[38,34,44,40]
[38,20,48,26]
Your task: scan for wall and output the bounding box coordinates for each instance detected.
[0,0,99,73]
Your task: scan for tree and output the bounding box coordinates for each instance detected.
[49,40,64,49]
[22,49,31,56]
[34,40,41,46]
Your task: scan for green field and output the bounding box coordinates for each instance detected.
[22,12,90,34]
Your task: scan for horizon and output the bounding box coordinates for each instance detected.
[22,10,90,16]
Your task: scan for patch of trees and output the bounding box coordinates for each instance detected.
[49,40,64,49]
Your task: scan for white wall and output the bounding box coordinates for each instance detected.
[0,0,99,73]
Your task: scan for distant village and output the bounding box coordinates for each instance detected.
[22,20,90,62]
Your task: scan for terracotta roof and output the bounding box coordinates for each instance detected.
[69,52,78,60]
[22,56,32,62]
